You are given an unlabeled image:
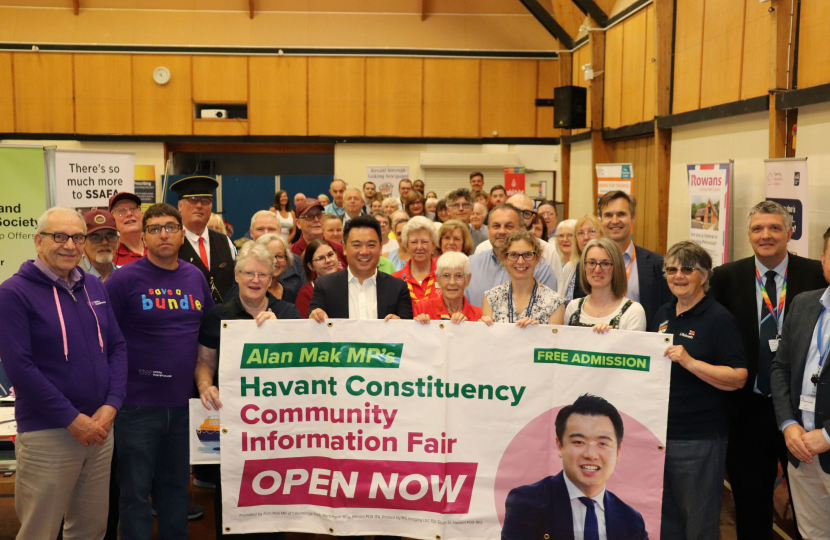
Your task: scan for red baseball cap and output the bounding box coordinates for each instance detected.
[296,198,324,218]
[108,192,143,212]
[84,209,118,234]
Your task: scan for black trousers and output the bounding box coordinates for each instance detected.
[725,391,801,540]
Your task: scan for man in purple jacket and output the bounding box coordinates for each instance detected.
[0,206,128,540]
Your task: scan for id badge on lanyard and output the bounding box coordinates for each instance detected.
[756,267,786,350]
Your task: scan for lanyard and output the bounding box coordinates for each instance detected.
[813,308,830,386]
[508,280,539,323]
[755,267,787,334]
[625,245,636,280]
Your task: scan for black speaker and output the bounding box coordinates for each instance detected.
[553,86,587,129]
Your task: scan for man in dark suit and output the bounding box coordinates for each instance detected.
[309,214,413,322]
[771,229,830,538]
[502,394,648,540]
[710,200,825,540]
[573,191,671,327]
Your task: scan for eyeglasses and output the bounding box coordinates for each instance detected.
[539,211,556,218]
[585,260,613,271]
[239,271,272,281]
[520,209,537,220]
[301,213,323,221]
[576,229,599,238]
[505,251,537,262]
[144,223,183,235]
[88,231,120,244]
[313,252,338,263]
[41,232,87,245]
[438,272,466,282]
[274,254,286,262]
[451,203,471,210]
[112,205,141,217]
[183,196,213,206]
[556,233,574,240]
[665,266,697,276]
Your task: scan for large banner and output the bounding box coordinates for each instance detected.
[218,320,672,538]
[687,162,732,266]
[367,166,410,199]
[54,149,135,209]
[765,158,808,256]
[0,146,47,283]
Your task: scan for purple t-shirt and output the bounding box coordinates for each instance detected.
[105,257,214,407]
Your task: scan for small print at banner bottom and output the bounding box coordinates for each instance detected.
[219,320,672,539]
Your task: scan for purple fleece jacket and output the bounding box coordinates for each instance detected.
[0,260,128,433]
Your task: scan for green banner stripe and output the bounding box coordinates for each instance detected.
[533,348,650,372]
[241,342,403,368]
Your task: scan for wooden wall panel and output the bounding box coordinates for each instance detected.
[308,57,365,136]
[571,45,591,133]
[193,119,249,136]
[0,53,14,133]
[132,55,192,135]
[610,136,657,251]
[480,60,537,138]
[643,5,656,120]
[740,0,770,99]
[700,0,746,108]
[796,0,830,89]
[192,56,248,103]
[620,10,648,126]
[248,56,307,136]
[672,0,705,113]
[536,60,561,138]
[423,58,480,138]
[365,57,423,137]
[603,24,624,129]
[13,53,74,133]
[74,54,132,135]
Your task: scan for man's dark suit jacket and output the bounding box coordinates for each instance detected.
[573,244,671,328]
[501,471,648,540]
[771,288,830,473]
[710,253,825,392]
[308,269,414,319]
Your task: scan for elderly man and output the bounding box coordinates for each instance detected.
[324,179,347,217]
[246,210,305,296]
[447,188,487,249]
[106,203,214,540]
[290,198,347,267]
[82,209,120,281]
[465,203,558,308]
[0,206,127,540]
[109,192,146,265]
[342,187,366,226]
[293,192,306,209]
[172,175,236,304]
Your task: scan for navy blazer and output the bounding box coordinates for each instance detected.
[502,471,648,540]
[573,244,671,328]
[308,269,414,320]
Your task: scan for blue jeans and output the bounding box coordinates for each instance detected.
[116,406,189,540]
[661,436,728,540]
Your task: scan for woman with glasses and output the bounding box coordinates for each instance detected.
[195,242,297,540]
[296,239,341,319]
[481,229,565,327]
[393,217,439,306]
[553,219,576,264]
[436,220,474,256]
[650,241,747,540]
[560,214,607,302]
[414,252,482,323]
[565,238,646,332]
[402,191,427,218]
[254,234,296,304]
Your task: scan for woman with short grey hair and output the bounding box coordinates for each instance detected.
[393,216,439,305]
[414,251,481,323]
[254,233,296,303]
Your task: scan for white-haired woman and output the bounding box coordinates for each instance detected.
[195,242,298,540]
[393,216,439,305]
[254,233,297,304]
[414,252,482,323]
[554,218,576,264]
[382,196,400,215]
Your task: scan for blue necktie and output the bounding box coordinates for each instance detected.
[579,496,600,540]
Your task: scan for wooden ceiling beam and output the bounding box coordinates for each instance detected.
[72,0,79,15]
[517,0,574,48]
[249,0,255,19]
[570,0,609,27]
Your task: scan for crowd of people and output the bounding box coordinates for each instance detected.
[1,169,829,540]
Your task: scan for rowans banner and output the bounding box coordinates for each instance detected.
[687,162,733,266]
[219,320,672,538]
[765,158,808,256]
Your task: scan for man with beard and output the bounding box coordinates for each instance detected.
[81,209,119,281]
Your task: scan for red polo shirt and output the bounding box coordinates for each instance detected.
[290,236,347,268]
[393,259,440,304]
[413,296,482,322]
[113,242,146,266]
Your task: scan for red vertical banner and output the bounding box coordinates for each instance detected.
[504,167,526,196]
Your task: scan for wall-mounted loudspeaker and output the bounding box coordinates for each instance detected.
[553,86,587,129]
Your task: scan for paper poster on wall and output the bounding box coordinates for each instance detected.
[504,167,526,196]
[55,150,135,208]
[133,165,156,206]
[367,166,410,199]
[687,162,732,266]
[0,146,47,284]
[190,398,220,465]
[765,158,808,256]
[596,163,633,211]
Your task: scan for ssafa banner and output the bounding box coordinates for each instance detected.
[55,150,135,208]
[367,166,410,199]
[687,163,732,266]
[596,163,633,209]
[0,146,46,283]
[503,167,526,196]
[765,158,808,256]
[218,320,672,539]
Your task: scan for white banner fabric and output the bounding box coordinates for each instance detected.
[54,150,135,208]
[219,320,672,539]
[765,158,809,256]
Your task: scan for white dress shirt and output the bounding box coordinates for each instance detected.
[184,227,236,270]
[754,254,789,394]
[623,241,640,303]
[563,473,607,540]
[348,267,378,320]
